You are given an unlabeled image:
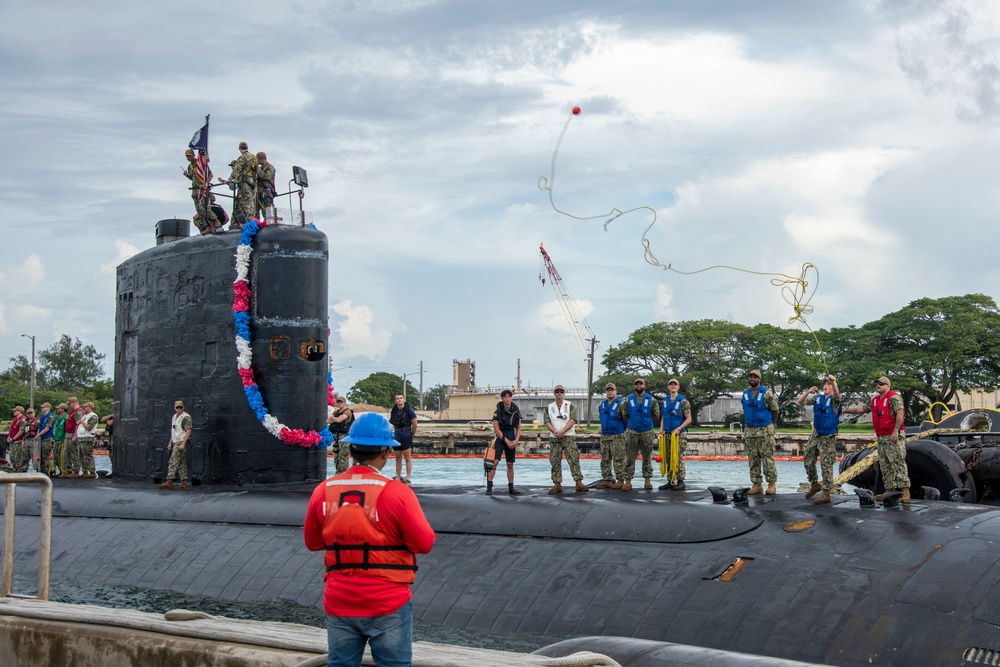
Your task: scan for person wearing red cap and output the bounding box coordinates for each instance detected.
[304,412,435,667]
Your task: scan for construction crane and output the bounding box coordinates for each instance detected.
[539,243,599,423]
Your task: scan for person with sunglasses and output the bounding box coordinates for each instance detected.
[545,385,588,494]
[843,376,910,503]
[742,370,780,495]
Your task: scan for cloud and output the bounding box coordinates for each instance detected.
[0,255,45,295]
[99,240,141,275]
[538,298,595,343]
[653,284,676,321]
[331,300,392,358]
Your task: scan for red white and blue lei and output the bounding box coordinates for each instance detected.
[233,219,334,448]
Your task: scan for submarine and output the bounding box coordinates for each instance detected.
[5,218,1000,666]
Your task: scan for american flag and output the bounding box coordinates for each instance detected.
[188,115,210,196]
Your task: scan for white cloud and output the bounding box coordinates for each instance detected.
[99,241,141,275]
[332,300,393,358]
[0,255,45,295]
[538,299,595,345]
[653,284,676,321]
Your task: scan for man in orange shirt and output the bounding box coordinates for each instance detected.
[303,412,435,667]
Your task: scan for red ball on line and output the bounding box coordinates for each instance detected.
[572,106,581,115]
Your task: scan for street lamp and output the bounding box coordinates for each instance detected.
[330,365,352,374]
[21,334,36,412]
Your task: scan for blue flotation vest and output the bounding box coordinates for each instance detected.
[662,395,688,433]
[627,394,654,432]
[742,386,773,428]
[599,397,625,435]
[813,394,841,435]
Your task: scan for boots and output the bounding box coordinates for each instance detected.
[611,480,623,490]
[901,488,910,504]
[595,479,613,489]
[622,479,633,491]
[179,480,189,490]
[508,485,521,496]
[876,489,892,501]
[157,480,174,490]
[644,478,653,490]
[575,480,589,492]
[805,481,822,499]
[486,481,493,495]
[748,483,764,495]
[673,481,686,491]
[765,482,776,496]
[548,483,563,494]
[813,491,831,505]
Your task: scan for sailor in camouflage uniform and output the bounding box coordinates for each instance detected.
[545,385,587,494]
[618,378,661,491]
[183,148,219,234]
[844,375,910,503]
[596,383,626,489]
[796,374,841,504]
[742,369,780,495]
[219,142,257,225]
[659,378,691,491]
[158,400,192,490]
[255,152,276,220]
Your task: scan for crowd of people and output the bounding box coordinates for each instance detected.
[4,397,109,478]
[184,141,277,235]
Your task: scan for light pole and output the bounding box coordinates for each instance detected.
[330,365,351,374]
[21,334,36,412]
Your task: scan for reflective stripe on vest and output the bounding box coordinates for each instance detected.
[813,394,840,435]
[871,392,903,437]
[627,394,654,432]
[742,387,773,428]
[599,397,625,435]
[662,395,687,433]
[322,471,417,582]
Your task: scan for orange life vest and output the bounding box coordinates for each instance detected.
[321,469,417,584]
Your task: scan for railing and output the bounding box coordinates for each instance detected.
[1,473,53,600]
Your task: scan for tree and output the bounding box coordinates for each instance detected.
[831,294,1000,424]
[743,324,828,424]
[422,383,450,412]
[599,319,751,425]
[347,372,419,408]
[0,355,43,388]
[39,335,107,391]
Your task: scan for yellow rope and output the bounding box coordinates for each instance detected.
[833,426,979,485]
[538,112,828,371]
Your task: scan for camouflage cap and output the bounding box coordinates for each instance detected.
[185,148,194,156]
[748,369,761,378]
[634,377,645,385]
[553,384,566,392]
[174,400,184,408]
[877,375,891,386]
[605,382,616,390]
[667,378,680,385]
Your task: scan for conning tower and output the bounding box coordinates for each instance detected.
[113,219,329,485]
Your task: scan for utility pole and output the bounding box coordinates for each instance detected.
[517,358,521,392]
[419,361,424,410]
[585,336,597,426]
[402,373,407,403]
[21,334,36,412]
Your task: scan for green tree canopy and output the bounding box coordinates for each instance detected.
[347,372,419,408]
[829,294,1000,423]
[422,383,450,411]
[598,319,751,424]
[0,355,44,388]
[39,335,106,391]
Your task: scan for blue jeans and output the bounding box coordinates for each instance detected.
[326,601,413,667]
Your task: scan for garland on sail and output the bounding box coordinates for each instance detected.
[233,219,334,448]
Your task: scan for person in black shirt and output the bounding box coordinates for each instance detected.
[389,393,418,484]
[486,389,522,495]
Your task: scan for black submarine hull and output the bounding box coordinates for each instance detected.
[6,482,1000,666]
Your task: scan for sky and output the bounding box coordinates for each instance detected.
[3,0,1000,397]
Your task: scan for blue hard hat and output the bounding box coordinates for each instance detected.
[343,412,395,449]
